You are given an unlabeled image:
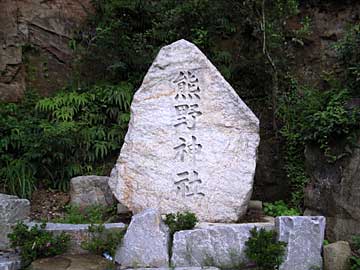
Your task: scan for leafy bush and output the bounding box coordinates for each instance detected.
[164,211,198,236]
[8,222,70,267]
[245,227,287,270]
[263,201,300,217]
[350,235,360,270]
[0,83,132,197]
[54,204,118,224]
[81,224,126,258]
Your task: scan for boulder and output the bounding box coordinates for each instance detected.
[115,209,170,268]
[109,39,260,222]
[29,254,110,270]
[324,241,351,270]
[0,194,30,224]
[275,216,326,270]
[304,136,360,241]
[171,222,274,268]
[70,175,114,207]
[0,193,30,250]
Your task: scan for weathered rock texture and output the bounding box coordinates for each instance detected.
[171,222,274,268]
[276,216,325,270]
[304,136,360,241]
[0,251,21,270]
[0,0,93,101]
[29,254,110,270]
[115,209,170,268]
[0,194,30,250]
[70,175,114,207]
[324,241,351,270]
[109,39,259,222]
[26,222,126,254]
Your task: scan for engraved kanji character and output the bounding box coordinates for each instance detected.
[173,71,201,100]
[174,136,202,162]
[175,170,205,197]
[174,103,202,129]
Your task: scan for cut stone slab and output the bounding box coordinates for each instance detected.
[29,254,111,270]
[171,222,274,267]
[0,224,14,251]
[26,222,126,254]
[324,241,351,270]
[70,175,114,207]
[276,216,326,270]
[0,193,30,224]
[115,209,169,268]
[0,251,21,270]
[109,39,260,222]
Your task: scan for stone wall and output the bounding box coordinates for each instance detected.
[0,0,93,102]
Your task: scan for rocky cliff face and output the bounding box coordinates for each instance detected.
[304,135,360,242]
[0,0,93,102]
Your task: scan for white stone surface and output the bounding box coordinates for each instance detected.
[109,39,259,222]
[276,216,326,270]
[171,222,274,267]
[0,252,21,270]
[115,209,170,268]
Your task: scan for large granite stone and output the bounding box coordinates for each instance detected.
[70,175,114,207]
[324,241,351,270]
[276,216,325,270]
[115,209,170,268]
[109,39,260,222]
[171,222,274,268]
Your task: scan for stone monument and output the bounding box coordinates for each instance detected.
[109,39,259,222]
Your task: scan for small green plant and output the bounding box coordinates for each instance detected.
[350,235,360,270]
[81,224,126,258]
[164,211,198,236]
[263,201,300,217]
[245,227,287,270]
[54,204,118,224]
[8,222,70,267]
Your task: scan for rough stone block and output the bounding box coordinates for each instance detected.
[276,216,326,270]
[324,241,351,270]
[171,222,274,268]
[70,175,114,207]
[0,194,30,224]
[0,251,21,270]
[115,209,170,268]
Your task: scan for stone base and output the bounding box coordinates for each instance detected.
[0,251,21,270]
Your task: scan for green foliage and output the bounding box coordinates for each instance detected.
[0,83,132,197]
[334,23,360,97]
[164,211,198,236]
[245,227,287,270]
[277,76,359,207]
[81,224,126,258]
[8,222,70,267]
[54,204,118,224]
[263,200,300,217]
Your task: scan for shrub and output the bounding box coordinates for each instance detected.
[81,224,126,258]
[245,227,287,270]
[164,211,198,236]
[54,204,118,224]
[350,235,360,270]
[263,201,300,217]
[0,83,132,197]
[8,222,70,267]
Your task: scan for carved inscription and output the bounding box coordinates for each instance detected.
[172,70,204,197]
[175,171,205,197]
